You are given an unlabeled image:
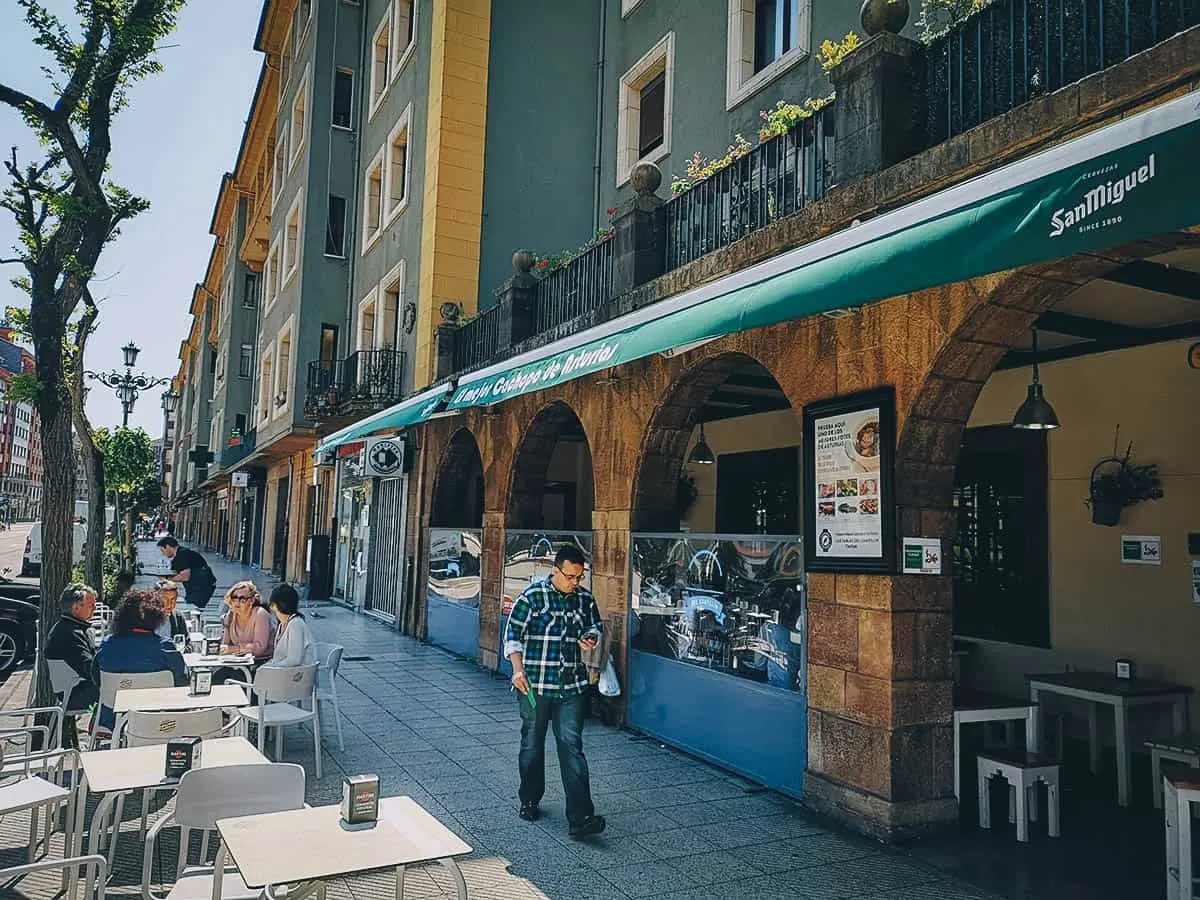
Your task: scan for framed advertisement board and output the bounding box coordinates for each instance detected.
[803,387,896,574]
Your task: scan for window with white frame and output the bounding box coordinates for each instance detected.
[258,348,274,422]
[622,0,646,16]
[265,236,282,310]
[726,0,810,109]
[214,347,226,385]
[239,343,254,378]
[369,11,391,116]
[378,263,402,348]
[392,0,417,75]
[616,32,674,187]
[361,149,384,252]
[384,105,411,223]
[356,289,378,351]
[274,318,294,414]
[210,410,224,452]
[282,190,304,285]
[273,126,288,202]
[289,69,308,169]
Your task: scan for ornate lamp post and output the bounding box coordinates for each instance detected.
[85,341,171,429]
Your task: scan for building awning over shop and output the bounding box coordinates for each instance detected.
[449,91,1200,411]
[314,384,451,456]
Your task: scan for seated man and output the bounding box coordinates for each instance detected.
[153,580,190,642]
[45,583,100,746]
[93,588,187,732]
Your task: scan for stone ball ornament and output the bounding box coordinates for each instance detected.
[512,249,535,273]
[860,0,910,35]
[630,161,662,195]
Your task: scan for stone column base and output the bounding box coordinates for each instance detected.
[803,771,958,843]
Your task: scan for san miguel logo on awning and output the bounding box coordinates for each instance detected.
[1049,153,1156,238]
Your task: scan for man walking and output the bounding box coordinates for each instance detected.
[157,536,217,611]
[505,545,606,839]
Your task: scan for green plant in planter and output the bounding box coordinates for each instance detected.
[1086,441,1164,526]
[676,473,699,521]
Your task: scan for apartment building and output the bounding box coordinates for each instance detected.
[0,332,43,520]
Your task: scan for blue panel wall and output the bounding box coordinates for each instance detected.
[628,649,807,798]
[426,592,480,661]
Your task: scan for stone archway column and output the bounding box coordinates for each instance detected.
[478,508,506,670]
[590,508,632,717]
[803,570,955,840]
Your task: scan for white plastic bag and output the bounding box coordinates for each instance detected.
[598,657,621,697]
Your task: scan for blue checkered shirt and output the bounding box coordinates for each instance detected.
[504,577,602,697]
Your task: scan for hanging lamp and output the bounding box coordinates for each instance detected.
[1012,327,1060,430]
[687,422,716,465]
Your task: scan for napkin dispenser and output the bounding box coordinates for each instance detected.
[1115,658,1135,680]
[165,736,202,778]
[204,638,222,655]
[341,774,380,827]
[204,623,223,640]
[190,667,213,696]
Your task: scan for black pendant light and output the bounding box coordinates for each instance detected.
[688,422,716,465]
[1012,327,1060,430]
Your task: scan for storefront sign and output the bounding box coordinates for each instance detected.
[803,388,896,574]
[336,440,366,459]
[1120,535,1161,565]
[231,472,249,488]
[364,436,405,478]
[902,538,942,575]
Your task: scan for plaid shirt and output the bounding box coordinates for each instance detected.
[504,576,602,697]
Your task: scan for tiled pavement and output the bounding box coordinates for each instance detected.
[1,547,1007,898]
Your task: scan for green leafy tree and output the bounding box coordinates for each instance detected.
[95,426,154,570]
[915,0,993,41]
[0,0,185,704]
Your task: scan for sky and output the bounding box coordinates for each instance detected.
[0,0,263,435]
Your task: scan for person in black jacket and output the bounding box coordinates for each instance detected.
[45,583,100,747]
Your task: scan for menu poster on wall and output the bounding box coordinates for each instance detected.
[803,388,897,574]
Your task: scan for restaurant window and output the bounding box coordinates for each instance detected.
[332,68,354,129]
[715,446,799,534]
[952,426,1050,647]
[325,194,347,257]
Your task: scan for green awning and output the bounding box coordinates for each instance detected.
[450,90,1200,411]
[314,384,450,456]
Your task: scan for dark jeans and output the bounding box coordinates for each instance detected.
[518,690,595,827]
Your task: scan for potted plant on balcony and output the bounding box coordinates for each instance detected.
[1086,440,1163,526]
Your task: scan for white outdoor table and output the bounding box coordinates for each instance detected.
[182,652,255,676]
[1028,671,1192,807]
[74,736,269,898]
[1164,765,1200,900]
[953,689,1039,802]
[215,796,472,899]
[112,683,249,747]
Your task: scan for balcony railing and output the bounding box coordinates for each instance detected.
[452,304,505,375]
[916,0,1199,149]
[304,348,406,420]
[666,108,834,272]
[220,428,256,469]
[534,237,615,333]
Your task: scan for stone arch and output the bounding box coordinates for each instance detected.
[506,400,595,530]
[430,427,484,528]
[631,350,799,532]
[895,232,1200,533]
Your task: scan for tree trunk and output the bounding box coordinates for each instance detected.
[32,307,75,709]
[68,293,105,597]
[124,507,135,573]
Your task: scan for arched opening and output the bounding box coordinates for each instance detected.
[900,237,1200,849]
[507,401,594,531]
[425,429,485,659]
[498,402,596,677]
[627,353,807,798]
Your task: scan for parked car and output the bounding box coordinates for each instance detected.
[0,578,39,677]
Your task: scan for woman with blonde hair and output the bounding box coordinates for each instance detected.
[213,580,274,683]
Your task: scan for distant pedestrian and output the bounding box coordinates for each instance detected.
[505,545,606,839]
[157,536,217,610]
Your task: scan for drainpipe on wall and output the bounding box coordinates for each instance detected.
[591,0,607,233]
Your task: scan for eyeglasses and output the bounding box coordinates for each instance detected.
[555,567,585,584]
[230,594,254,603]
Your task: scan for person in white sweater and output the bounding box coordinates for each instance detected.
[265,584,316,667]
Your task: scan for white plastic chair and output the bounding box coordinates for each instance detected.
[93,669,176,749]
[1,855,106,900]
[314,642,345,751]
[235,664,322,778]
[47,658,89,748]
[0,744,80,867]
[141,763,306,900]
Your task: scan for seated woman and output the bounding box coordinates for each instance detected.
[93,588,187,732]
[222,580,275,660]
[265,584,316,667]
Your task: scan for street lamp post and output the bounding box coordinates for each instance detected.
[84,342,171,571]
[85,341,171,429]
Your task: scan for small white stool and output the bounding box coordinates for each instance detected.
[977,750,1061,843]
[1164,767,1200,900]
[1150,735,1200,810]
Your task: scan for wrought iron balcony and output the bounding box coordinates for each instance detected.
[305,348,406,420]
